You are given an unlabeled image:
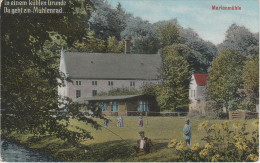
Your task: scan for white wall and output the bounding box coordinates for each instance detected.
[189,74,207,113]
[64,79,159,101]
[189,74,206,101]
[189,74,197,101]
[58,49,69,99]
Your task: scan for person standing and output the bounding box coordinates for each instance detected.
[117,116,121,127]
[104,118,109,127]
[117,116,124,128]
[138,115,143,127]
[183,119,192,146]
[120,116,124,127]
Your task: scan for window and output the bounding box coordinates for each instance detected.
[111,101,118,112]
[92,81,97,86]
[130,81,135,87]
[138,101,149,112]
[92,90,97,96]
[108,81,114,86]
[76,90,81,98]
[193,90,196,97]
[99,102,107,112]
[76,81,81,85]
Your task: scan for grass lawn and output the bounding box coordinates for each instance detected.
[3,116,258,162]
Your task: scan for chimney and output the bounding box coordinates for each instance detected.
[124,38,131,54]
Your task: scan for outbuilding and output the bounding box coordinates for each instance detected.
[84,94,160,116]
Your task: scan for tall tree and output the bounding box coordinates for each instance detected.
[156,20,217,72]
[183,28,217,70]
[89,0,126,40]
[207,49,246,112]
[1,0,102,145]
[218,24,259,56]
[156,21,182,47]
[121,17,160,54]
[242,56,259,105]
[158,45,191,111]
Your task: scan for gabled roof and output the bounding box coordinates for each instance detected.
[63,52,162,80]
[193,73,208,86]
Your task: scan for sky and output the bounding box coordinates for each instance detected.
[106,0,259,45]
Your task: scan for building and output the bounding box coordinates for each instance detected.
[84,94,160,116]
[58,48,162,105]
[189,73,209,114]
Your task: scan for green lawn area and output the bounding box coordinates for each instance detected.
[3,116,258,162]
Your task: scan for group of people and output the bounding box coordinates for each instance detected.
[104,116,192,157]
[103,115,144,128]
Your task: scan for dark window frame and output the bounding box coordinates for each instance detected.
[130,81,135,87]
[92,90,97,96]
[92,81,97,86]
[76,90,81,98]
[111,101,118,112]
[76,81,81,86]
[108,81,114,86]
[138,100,149,112]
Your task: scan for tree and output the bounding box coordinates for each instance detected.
[158,45,191,111]
[160,44,207,73]
[207,49,246,112]
[106,36,124,53]
[89,0,127,40]
[156,22,182,47]
[131,35,160,54]
[142,83,159,96]
[70,30,106,53]
[242,56,259,104]
[121,17,160,54]
[156,21,217,73]
[218,24,259,56]
[183,28,217,71]
[1,0,103,145]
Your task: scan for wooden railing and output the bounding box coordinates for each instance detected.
[229,111,259,120]
[102,111,188,116]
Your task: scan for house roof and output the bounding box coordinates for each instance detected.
[193,73,208,86]
[63,52,162,80]
[85,94,142,101]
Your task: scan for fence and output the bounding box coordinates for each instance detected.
[126,111,188,116]
[229,111,259,120]
[101,111,188,116]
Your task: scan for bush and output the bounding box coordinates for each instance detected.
[217,112,228,119]
[168,120,259,162]
[98,87,141,96]
[187,110,204,119]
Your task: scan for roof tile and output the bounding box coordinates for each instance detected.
[193,73,208,86]
[64,52,162,80]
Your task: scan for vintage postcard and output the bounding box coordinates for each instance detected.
[1,0,259,162]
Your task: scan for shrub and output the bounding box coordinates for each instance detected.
[168,120,259,162]
[187,110,204,119]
